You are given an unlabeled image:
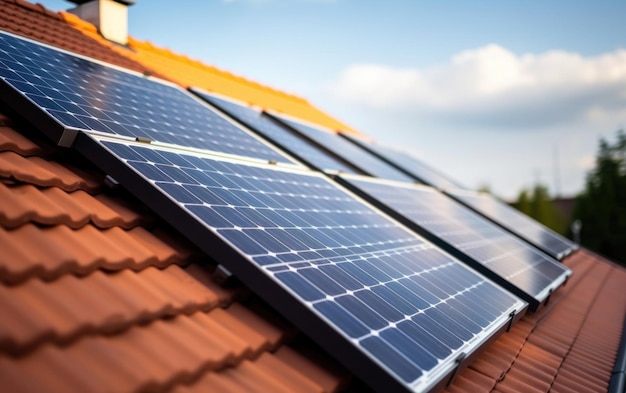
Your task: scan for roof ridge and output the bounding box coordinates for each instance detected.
[126,36,310,106]
[59,11,98,34]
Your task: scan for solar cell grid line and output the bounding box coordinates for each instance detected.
[76,134,527,393]
[0,31,294,164]
[265,112,418,183]
[190,88,362,174]
[446,189,578,260]
[341,133,466,190]
[336,174,572,311]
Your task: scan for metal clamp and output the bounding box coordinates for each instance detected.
[446,352,467,386]
[135,136,152,144]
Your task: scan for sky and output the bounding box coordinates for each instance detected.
[39,0,626,200]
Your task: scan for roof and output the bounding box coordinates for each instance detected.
[0,1,625,392]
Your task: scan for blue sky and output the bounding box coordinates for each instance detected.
[40,0,626,199]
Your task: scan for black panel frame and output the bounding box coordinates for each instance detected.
[189,88,364,175]
[0,77,72,145]
[340,132,465,190]
[263,111,411,179]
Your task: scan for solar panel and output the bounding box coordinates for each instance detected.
[341,133,466,190]
[266,113,417,182]
[76,134,526,393]
[447,189,578,260]
[337,175,572,311]
[190,88,361,174]
[0,31,293,164]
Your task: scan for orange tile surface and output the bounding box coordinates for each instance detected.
[1,1,626,392]
[127,37,360,136]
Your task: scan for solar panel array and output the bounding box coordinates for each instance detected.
[342,133,466,190]
[76,135,526,393]
[0,30,570,392]
[340,176,571,309]
[268,113,417,182]
[191,89,359,173]
[0,31,293,164]
[448,190,578,260]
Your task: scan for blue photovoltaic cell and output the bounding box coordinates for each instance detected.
[268,114,417,183]
[448,189,578,260]
[342,133,466,190]
[0,31,292,164]
[191,89,360,174]
[89,137,525,392]
[342,176,571,306]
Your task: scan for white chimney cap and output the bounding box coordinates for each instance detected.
[67,0,135,45]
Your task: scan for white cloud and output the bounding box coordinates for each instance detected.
[331,45,626,129]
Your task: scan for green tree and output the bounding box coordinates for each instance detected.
[516,189,532,216]
[513,184,568,235]
[573,130,626,264]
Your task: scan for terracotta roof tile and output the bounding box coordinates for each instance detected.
[0,151,101,192]
[209,306,283,357]
[0,265,225,353]
[187,311,254,360]
[173,372,246,393]
[445,369,494,393]
[0,183,72,227]
[253,352,326,393]
[201,360,292,393]
[514,343,561,377]
[0,122,42,155]
[9,304,327,393]
[274,346,350,393]
[183,264,247,307]
[466,352,510,381]
[553,368,608,393]
[225,303,288,349]
[93,193,152,227]
[177,360,319,393]
[0,312,250,393]
[499,367,552,392]
[0,224,185,283]
[0,183,141,229]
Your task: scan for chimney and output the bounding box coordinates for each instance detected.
[67,0,135,45]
